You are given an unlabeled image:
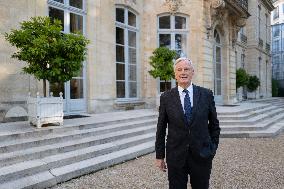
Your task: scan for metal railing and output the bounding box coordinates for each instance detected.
[226,0,248,11]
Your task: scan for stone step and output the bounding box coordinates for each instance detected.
[220,111,284,132]
[217,103,269,116]
[0,114,157,141]
[0,141,155,189]
[221,120,284,138]
[0,118,157,153]
[220,108,284,126]
[0,127,156,166]
[0,133,155,184]
[218,105,280,120]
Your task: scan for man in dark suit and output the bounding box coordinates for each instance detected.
[155,57,220,189]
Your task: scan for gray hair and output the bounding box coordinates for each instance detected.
[174,57,194,70]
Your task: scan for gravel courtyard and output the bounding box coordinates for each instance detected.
[51,134,284,189]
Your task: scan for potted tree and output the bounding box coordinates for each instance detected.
[5,16,89,128]
[148,47,177,91]
[148,47,177,107]
[246,75,260,99]
[236,68,249,101]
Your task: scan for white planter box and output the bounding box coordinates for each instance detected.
[247,91,256,99]
[27,92,63,128]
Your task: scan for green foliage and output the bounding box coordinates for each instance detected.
[236,68,249,89]
[272,79,279,97]
[4,16,89,85]
[247,75,260,92]
[148,47,177,82]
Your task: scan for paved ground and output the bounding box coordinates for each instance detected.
[50,133,284,189]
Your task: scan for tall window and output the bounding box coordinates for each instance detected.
[257,5,261,40]
[48,0,86,99]
[115,7,138,98]
[273,6,279,20]
[213,30,221,96]
[158,14,188,92]
[241,53,245,68]
[265,14,268,45]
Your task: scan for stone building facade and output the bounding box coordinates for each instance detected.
[0,0,273,121]
[271,0,284,95]
[236,0,274,100]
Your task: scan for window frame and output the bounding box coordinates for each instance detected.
[157,14,189,93]
[115,6,139,99]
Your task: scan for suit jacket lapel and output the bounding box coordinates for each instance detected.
[171,87,185,122]
[189,85,200,125]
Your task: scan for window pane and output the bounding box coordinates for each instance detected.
[116,63,125,80]
[50,82,65,99]
[159,16,170,29]
[128,11,136,27]
[175,50,182,58]
[70,0,83,9]
[175,34,186,50]
[217,80,221,95]
[160,81,171,93]
[129,82,137,97]
[159,34,171,48]
[129,65,136,81]
[117,81,125,98]
[70,79,83,99]
[175,16,186,29]
[49,7,64,31]
[216,63,221,79]
[128,31,136,47]
[116,45,125,62]
[129,48,136,64]
[116,27,124,45]
[116,8,124,23]
[70,13,83,33]
[216,47,221,63]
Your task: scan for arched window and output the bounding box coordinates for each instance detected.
[213,30,222,96]
[115,7,138,98]
[157,14,188,92]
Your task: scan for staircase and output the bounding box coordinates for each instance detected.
[0,110,158,189]
[219,98,284,137]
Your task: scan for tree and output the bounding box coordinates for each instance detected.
[5,16,89,97]
[236,68,249,89]
[247,75,260,92]
[148,47,177,91]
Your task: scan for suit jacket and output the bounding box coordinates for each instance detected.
[155,85,220,168]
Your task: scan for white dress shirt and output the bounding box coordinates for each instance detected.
[178,84,193,113]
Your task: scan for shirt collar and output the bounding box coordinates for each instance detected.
[178,83,193,94]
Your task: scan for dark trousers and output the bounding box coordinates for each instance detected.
[167,150,212,189]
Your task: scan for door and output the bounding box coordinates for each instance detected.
[49,63,86,115]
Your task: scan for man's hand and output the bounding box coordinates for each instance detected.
[155,159,167,172]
